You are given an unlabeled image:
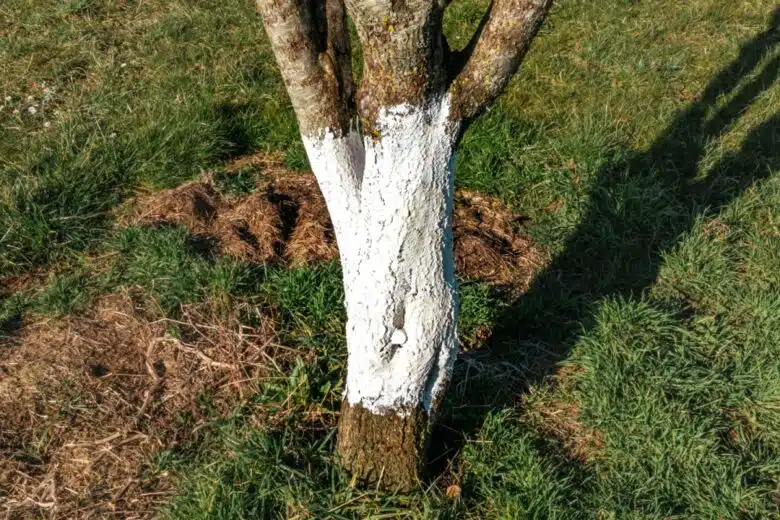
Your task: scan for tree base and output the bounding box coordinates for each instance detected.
[337,400,430,491]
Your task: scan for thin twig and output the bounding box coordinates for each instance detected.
[326,492,371,514]
[64,432,122,448]
[154,336,237,370]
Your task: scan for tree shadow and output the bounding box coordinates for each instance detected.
[433,7,780,476]
[214,102,255,161]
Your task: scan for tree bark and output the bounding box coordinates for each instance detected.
[303,96,459,489]
[257,0,552,491]
[331,97,459,490]
[337,401,429,489]
[303,137,457,488]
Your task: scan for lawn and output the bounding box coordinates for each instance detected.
[1,0,779,518]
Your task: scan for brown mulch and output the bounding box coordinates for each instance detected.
[217,191,283,263]
[0,290,279,519]
[118,152,542,290]
[453,190,539,291]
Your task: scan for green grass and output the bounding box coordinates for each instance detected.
[2,0,780,517]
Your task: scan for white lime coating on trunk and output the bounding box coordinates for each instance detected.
[302,96,460,416]
[302,127,364,282]
[390,329,407,345]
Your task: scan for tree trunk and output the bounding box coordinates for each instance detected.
[258,0,552,490]
[337,401,430,489]
[304,97,459,490]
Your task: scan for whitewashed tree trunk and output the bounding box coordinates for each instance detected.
[303,98,461,485]
[257,0,552,490]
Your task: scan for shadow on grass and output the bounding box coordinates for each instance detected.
[434,7,780,475]
[215,102,256,160]
[0,311,23,337]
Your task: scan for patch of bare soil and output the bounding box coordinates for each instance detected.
[0,273,47,300]
[0,290,278,519]
[118,152,542,288]
[531,399,605,463]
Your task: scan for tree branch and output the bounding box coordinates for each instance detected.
[445,2,492,78]
[257,0,355,135]
[447,0,552,124]
[345,0,448,132]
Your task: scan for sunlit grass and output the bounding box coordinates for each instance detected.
[1,0,779,518]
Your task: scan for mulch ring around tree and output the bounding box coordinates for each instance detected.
[117,152,544,292]
[1,153,546,518]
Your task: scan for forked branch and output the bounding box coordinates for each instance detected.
[448,0,553,123]
[257,0,355,135]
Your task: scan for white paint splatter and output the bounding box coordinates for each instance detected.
[390,328,407,345]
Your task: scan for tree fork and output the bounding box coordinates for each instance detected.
[257,0,553,490]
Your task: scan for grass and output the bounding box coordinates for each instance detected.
[2,0,780,518]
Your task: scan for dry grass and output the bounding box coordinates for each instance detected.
[0,289,279,519]
[0,271,49,300]
[523,366,605,464]
[274,174,340,267]
[122,181,219,236]
[454,190,542,291]
[529,399,605,464]
[217,191,283,263]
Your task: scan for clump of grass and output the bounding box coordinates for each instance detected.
[213,166,262,196]
[458,281,502,347]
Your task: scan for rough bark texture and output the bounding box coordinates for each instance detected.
[338,99,458,416]
[346,0,448,133]
[337,401,430,490]
[257,0,355,135]
[448,0,553,123]
[257,0,552,490]
[314,98,458,492]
